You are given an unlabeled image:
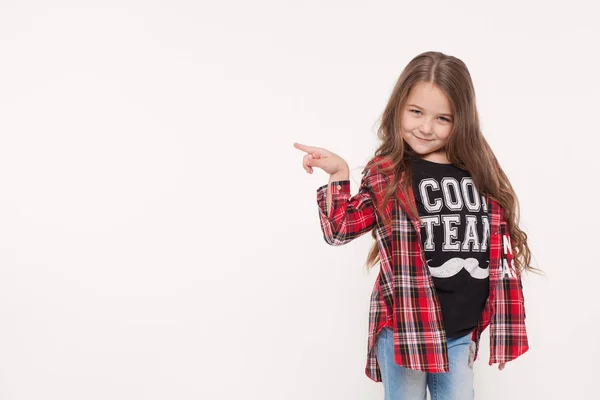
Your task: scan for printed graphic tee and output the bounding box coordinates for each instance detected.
[409,154,490,338]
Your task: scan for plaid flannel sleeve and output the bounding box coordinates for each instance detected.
[316,168,379,246]
[489,220,529,364]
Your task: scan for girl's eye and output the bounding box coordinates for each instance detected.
[410,109,452,123]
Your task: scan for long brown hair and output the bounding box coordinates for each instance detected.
[365,51,541,276]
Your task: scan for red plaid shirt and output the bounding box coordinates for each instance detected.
[316,156,528,382]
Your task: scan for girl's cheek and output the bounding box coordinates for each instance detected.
[400,119,412,131]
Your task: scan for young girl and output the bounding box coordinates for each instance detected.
[294,51,539,400]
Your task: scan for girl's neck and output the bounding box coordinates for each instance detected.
[410,151,452,165]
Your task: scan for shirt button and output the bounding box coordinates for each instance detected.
[336,185,342,190]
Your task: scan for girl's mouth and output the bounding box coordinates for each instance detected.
[413,133,433,142]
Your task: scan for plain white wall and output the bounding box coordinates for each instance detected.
[0,1,598,399]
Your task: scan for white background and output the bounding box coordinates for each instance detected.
[0,1,598,399]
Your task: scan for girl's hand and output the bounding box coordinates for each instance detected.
[293,142,349,175]
[498,362,506,371]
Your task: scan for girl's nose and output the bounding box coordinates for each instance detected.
[419,123,432,134]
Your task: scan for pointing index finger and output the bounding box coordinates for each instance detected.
[293,142,319,153]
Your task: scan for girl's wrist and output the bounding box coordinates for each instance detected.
[330,166,349,181]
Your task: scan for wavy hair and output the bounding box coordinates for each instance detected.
[365,51,541,276]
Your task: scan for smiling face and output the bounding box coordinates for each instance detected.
[400,81,455,164]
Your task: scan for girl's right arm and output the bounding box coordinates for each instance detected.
[294,142,381,246]
[316,167,379,246]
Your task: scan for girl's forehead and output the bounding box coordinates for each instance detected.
[406,82,452,113]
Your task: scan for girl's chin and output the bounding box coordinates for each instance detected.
[409,141,437,151]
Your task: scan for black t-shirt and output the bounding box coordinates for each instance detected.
[409,155,490,338]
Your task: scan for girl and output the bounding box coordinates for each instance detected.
[294,51,540,400]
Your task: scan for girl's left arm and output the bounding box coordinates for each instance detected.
[491,220,529,366]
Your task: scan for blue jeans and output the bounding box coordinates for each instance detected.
[376,327,476,400]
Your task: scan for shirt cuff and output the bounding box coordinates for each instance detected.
[317,180,351,218]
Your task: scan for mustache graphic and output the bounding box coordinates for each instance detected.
[427,257,489,279]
